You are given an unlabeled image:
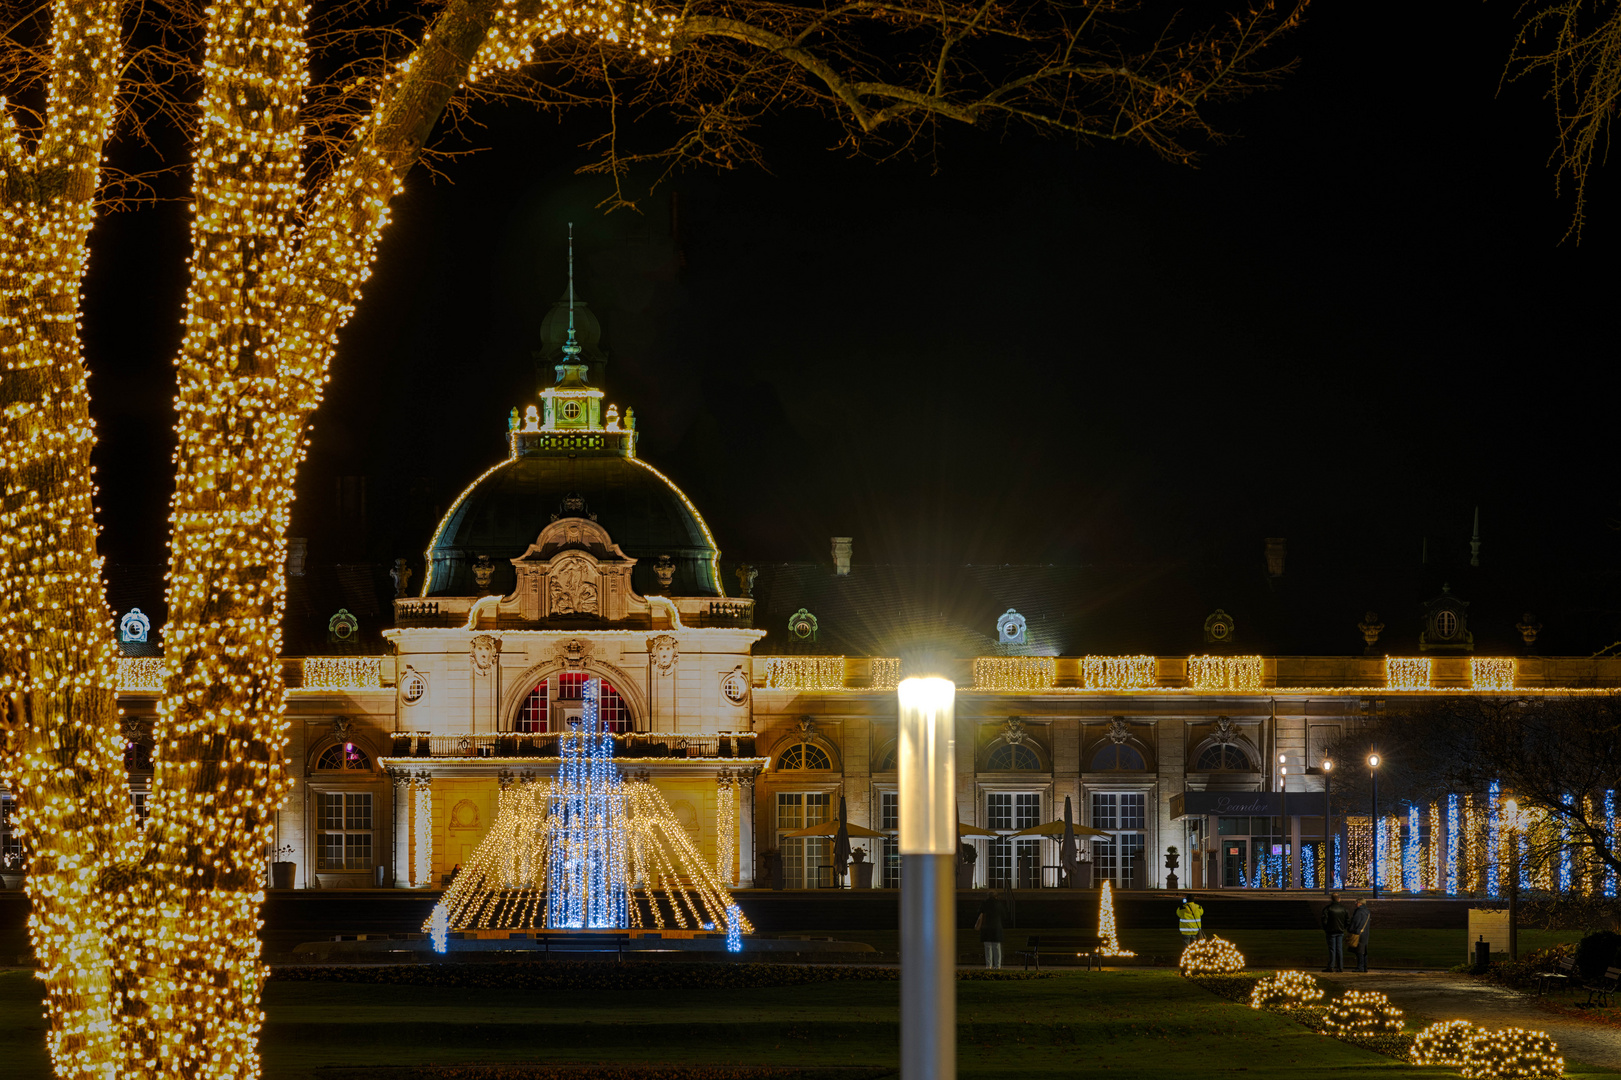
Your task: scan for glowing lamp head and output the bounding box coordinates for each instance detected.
[1279,753,1287,764]
[1368,754,1381,769]
[896,677,956,855]
[1322,759,1334,773]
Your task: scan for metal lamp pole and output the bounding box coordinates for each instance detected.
[1278,757,1289,890]
[1322,760,1334,895]
[898,677,956,1080]
[1368,754,1381,899]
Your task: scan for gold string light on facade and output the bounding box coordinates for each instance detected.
[715,776,736,884]
[972,656,1057,692]
[1249,970,1323,1009]
[1411,1020,1479,1067]
[116,657,166,691]
[302,657,383,690]
[1097,881,1134,956]
[1459,1027,1564,1079]
[1186,655,1264,691]
[1082,655,1157,690]
[1385,657,1433,690]
[412,780,433,888]
[762,656,846,691]
[1471,658,1516,691]
[1324,990,1404,1036]
[1178,936,1245,975]
[868,658,901,690]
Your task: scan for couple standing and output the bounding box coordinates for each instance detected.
[1320,893,1371,972]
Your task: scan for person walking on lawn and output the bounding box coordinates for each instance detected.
[1349,899,1372,972]
[1320,892,1351,972]
[976,889,1006,969]
[1177,895,1204,948]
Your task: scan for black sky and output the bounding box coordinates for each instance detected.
[83,1,1618,597]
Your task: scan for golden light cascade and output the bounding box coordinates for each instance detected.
[1471,658,1516,691]
[868,658,901,690]
[117,657,166,691]
[301,657,383,690]
[1385,657,1432,690]
[972,656,1057,692]
[762,656,845,691]
[1186,655,1263,690]
[715,775,736,884]
[1082,655,1157,690]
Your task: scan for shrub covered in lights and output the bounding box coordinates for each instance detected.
[1411,1020,1480,1067]
[1323,990,1404,1036]
[1459,1028,1564,1080]
[1249,970,1324,1009]
[1179,936,1245,975]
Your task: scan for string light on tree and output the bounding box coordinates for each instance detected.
[1459,1027,1564,1080]
[1178,936,1245,975]
[1411,1020,1479,1066]
[1249,970,1323,1009]
[1097,881,1134,957]
[1323,990,1404,1036]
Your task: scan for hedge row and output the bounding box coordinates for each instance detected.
[315,1068,894,1080]
[270,962,1050,991]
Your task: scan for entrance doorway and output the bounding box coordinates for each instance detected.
[1222,839,1248,887]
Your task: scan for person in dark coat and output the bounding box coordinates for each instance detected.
[976,889,1006,969]
[1320,892,1351,972]
[1349,899,1372,972]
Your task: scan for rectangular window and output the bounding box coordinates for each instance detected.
[317,792,374,870]
[988,793,1043,888]
[777,792,830,889]
[880,792,900,888]
[1091,791,1147,889]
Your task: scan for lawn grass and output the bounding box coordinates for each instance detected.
[12,965,1615,1080]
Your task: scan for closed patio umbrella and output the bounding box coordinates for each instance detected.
[832,796,853,884]
[1059,796,1079,884]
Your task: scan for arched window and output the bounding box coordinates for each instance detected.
[986,743,1042,770]
[1195,744,1253,771]
[875,746,897,772]
[517,675,631,733]
[317,741,372,770]
[1090,743,1147,771]
[778,742,832,770]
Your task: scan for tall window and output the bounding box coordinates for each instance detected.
[316,742,372,770]
[518,675,631,733]
[1195,744,1252,771]
[317,792,374,870]
[1092,791,1147,889]
[777,792,830,888]
[777,743,832,770]
[0,794,19,868]
[1090,744,1146,770]
[880,791,900,888]
[987,744,1041,770]
[988,792,1041,888]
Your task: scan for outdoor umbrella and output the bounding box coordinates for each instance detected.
[1012,819,1110,838]
[1059,796,1079,885]
[955,822,999,837]
[832,796,853,883]
[779,820,887,838]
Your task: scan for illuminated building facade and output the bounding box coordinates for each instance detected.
[51,292,1621,897]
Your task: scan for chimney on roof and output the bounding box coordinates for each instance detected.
[1265,537,1286,578]
[831,537,853,576]
[1470,506,1481,567]
[287,537,308,578]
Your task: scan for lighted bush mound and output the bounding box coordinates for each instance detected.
[1322,990,1404,1037]
[1411,1020,1478,1066]
[1459,1027,1565,1080]
[1248,970,1324,1010]
[1179,936,1246,976]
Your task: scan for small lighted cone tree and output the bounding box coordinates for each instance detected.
[1096,881,1134,957]
[2,0,1308,1076]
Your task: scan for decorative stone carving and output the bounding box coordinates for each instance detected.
[472,554,495,591]
[653,554,675,590]
[119,607,150,643]
[550,555,600,616]
[554,638,593,669]
[332,716,354,739]
[720,666,749,706]
[997,608,1027,645]
[648,633,679,675]
[470,634,500,677]
[734,564,758,598]
[1358,611,1385,649]
[510,516,638,622]
[1212,715,1237,745]
[550,492,596,522]
[1517,612,1542,647]
[327,608,359,644]
[795,716,817,739]
[390,558,413,597]
[1203,609,1236,645]
[788,608,818,642]
[1105,716,1130,744]
[1002,717,1028,745]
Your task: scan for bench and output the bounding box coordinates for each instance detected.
[1537,956,1577,996]
[1584,965,1621,1007]
[541,933,631,961]
[1017,933,1104,972]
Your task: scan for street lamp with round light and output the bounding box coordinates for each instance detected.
[1322,759,1334,895]
[1367,754,1382,897]
[1278,763,1289,889]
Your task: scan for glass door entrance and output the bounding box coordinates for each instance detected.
[1222,839,1249,887]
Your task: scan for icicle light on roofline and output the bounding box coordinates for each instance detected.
[1186,655,1264,691]
[302,656,383,689]
[973,656,1056,692]
[763,657,845,691]
[868,658,902,690]
[1083,655,1157,689]
[1471,657,1516,691]
[117,657,165,690]
[1386,657,1433,690]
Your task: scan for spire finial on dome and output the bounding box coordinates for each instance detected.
[564,222,581,361]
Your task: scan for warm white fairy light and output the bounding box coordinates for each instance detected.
[1186,655,1264,691]
[1249,970,1323,1009]
[302,657,383,690]
[762,656,846,691]
[117,657,166,691]
[1179,936,1244,975]
[413,781,432,888]
[973,656,1056,691]
[1324,990,1404,1036]
[1386,657,1432,690]
[715,776,736,884]
[1083,655,1157,689]
[1471,658,1516,691]
[1413,1021,1480,1066]
[868,658,901,690]
[1459,1027,1564,1079]
[1097,880,1134,956]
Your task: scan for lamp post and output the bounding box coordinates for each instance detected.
[1368,754,1381,898]
[1278,756,1289,890]
[1322,760,1334,895]
[898,677,956,1080]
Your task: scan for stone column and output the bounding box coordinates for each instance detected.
[738,770,756,887]
[391,770,411,888]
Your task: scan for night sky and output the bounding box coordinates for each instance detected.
[83,2,1617,606]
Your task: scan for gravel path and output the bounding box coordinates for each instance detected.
[1320,971,1621,1069]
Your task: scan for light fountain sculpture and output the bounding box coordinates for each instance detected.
[427,679,750,943]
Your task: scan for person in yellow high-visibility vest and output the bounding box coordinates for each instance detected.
[1177,896,1204,947]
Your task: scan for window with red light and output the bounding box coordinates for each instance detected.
[517,675,631,733]
[516,679,550,733]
